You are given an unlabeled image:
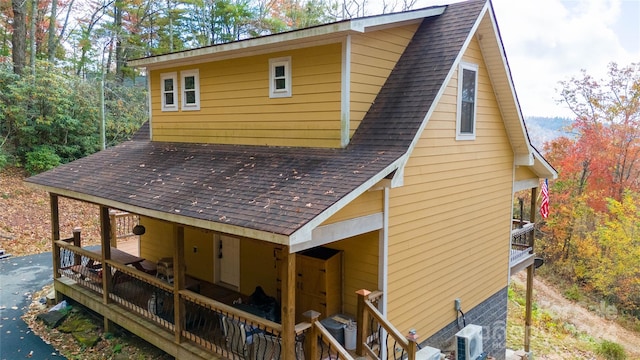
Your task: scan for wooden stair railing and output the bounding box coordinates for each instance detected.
[304,310,354,360]
[356,289,420,360]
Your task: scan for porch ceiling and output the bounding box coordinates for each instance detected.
[26,140,404,238]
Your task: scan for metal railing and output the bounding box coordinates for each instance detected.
[510,221,535,265]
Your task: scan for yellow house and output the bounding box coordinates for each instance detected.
[27,0,556,359]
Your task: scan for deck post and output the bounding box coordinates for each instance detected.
[50,194,62,302]
[304,310,321,360]
[406,330,419,360]
[355,289,371,356]
[173,225,185,343]
[99,205,114,332]
[524,186,537,353]
[109,210,118,248]
[72,227,82,265]
[280,246,296,360]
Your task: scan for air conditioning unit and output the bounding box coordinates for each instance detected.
[415,345,441,360]
[455,324,483,360]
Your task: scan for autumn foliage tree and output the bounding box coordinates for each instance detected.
[538,62,640,317]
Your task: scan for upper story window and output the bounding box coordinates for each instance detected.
[269,57,291,98]
[456,62,478,140]
[181,69,200,111]
[161,72,178,112]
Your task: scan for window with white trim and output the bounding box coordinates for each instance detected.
[181,69,200,111]
[456,62,478,140]
[161,72,178,111]
[269,57,291,98]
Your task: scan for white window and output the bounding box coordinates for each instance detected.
[269,57,291,98]
[181,69,200,111]
[456,62,478,140]
[160,72,178,112]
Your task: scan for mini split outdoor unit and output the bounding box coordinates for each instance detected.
[455,324,483,360]
[415,345,441,360]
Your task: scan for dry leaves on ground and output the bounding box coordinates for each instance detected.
[1,168,102,256]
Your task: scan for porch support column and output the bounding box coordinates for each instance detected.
[173,225,185,344]
[99,205,114,332]
[524,186,537,353]
[50,194,62,302]
[280,246,296,360]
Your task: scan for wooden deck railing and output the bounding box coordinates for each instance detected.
[109,210,139,246]
[356,289,421,360]
[54,235,309,360]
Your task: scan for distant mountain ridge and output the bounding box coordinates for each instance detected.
[524,116,575,150]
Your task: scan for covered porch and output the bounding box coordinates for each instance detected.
[47,193,418,360]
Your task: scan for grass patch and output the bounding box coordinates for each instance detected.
[596,340,627,360]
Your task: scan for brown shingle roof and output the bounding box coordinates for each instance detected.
[26,0,486,237]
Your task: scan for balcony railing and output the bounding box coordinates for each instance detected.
[510,220,535,267]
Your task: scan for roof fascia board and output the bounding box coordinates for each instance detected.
[128,23,353,68]
[288,155,406,246]
[514,178,540,192]
[533,147,558,179]
[350,6,446,32]
[291,212,383,252]
[26,184,290,245]
[403,2,490,161]
[129,7,446,69]
[515,152,534,166]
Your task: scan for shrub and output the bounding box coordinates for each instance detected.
[25,146,61,175]
[596,340,627,360]
[564,284,582,301]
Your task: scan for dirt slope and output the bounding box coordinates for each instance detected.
[514,272,640,359]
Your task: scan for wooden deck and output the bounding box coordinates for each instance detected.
[115,236,140,256]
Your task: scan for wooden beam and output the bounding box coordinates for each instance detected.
[280,246,296,360]
[524,264,534,353]
[355,289,371,356]
[174,225,185,343]
[525,186,537,353]
[50,194,62,302]
[100,206,112,304]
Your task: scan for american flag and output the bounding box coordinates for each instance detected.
[540,178,549,219]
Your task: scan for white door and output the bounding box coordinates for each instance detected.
[217,234,240,289]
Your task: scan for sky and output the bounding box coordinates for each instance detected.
[406,0,640,119]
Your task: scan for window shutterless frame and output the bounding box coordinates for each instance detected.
[269,57,292,98]
[160,72,178,112]
[181,69,200,111]
[456,62,478,140]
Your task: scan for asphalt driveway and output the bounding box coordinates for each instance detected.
[0,252,66,360]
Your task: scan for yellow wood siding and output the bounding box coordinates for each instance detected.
[139,217,214,282]
[349,24,419,137]
[385,37,514,337]
[330,232,379,316]
[240,240,279,297]
[515,166,537,182]
[320,189,383,226]
[184,227,214,283]
[150,44,343,147]
[139,217,174,262]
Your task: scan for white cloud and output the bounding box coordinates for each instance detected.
[491,0,638,118]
